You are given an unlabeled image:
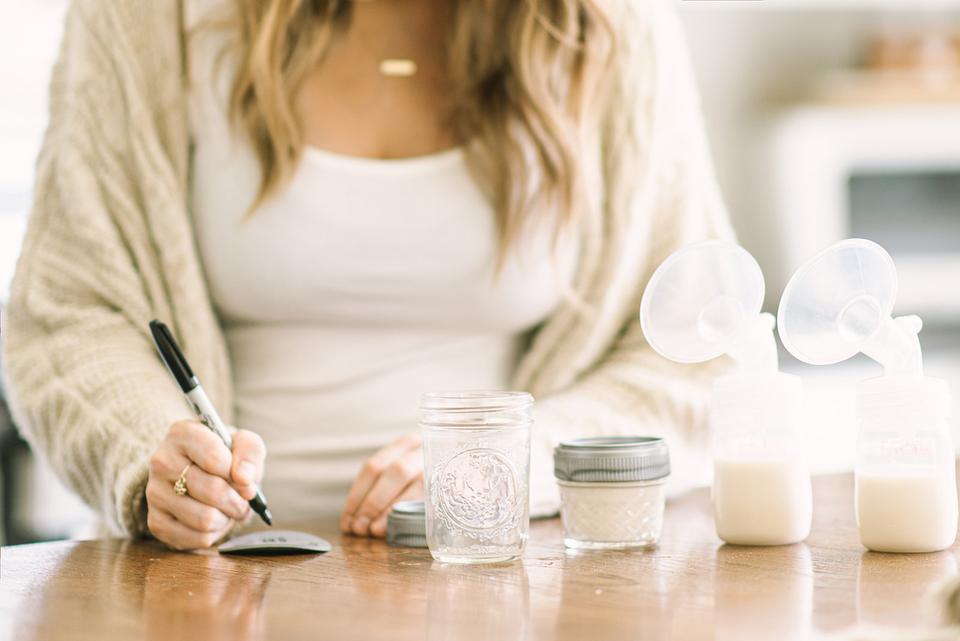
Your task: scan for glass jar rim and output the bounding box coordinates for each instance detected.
[419,390,533,413]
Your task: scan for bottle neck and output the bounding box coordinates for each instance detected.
[725,313,779,373]
[711,372,804,460]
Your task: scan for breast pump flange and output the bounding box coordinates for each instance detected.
[640,240,812,546]
[776,238,922,376]
[777,238,957,553]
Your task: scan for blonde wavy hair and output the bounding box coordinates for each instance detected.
[224,0,638,256]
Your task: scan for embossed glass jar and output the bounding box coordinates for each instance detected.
[420,391,532,564]
[554,437,670,549]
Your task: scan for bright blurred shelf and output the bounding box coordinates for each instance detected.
[675,0,960,11]
[763,103,960,305]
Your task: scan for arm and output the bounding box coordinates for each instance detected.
[529,5,735,515]
[0,0,243,540]
[2,1,182,535]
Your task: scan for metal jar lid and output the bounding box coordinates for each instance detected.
[553,436,670,483]
[386,500,427,548]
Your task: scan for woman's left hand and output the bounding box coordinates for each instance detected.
[340,432,424,538]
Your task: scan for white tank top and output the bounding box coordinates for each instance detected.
[187,9,577,520]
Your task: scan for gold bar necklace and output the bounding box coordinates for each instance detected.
[379,58,418,77]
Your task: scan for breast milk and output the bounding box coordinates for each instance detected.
[856,469,958,553]
[713,459,813,546]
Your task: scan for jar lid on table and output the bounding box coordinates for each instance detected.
[386,500,427,548]
[553,436,670,483]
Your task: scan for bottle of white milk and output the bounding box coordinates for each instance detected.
[711,372,811,545]
[855,376,956,553]
[778,239,958,553]
[640,241,812,546]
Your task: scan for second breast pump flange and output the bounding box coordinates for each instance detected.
[640,241,812,546]
[778,238,957,553]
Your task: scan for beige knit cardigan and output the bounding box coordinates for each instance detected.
[1,0,733,536]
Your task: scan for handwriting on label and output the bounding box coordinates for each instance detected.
[258,537,288,543]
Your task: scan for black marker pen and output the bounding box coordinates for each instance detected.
[149,319,273,526]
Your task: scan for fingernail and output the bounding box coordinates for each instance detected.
[237,462,255,483]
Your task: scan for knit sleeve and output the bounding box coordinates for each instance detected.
[528,5,736,517]
[0,1,191,536]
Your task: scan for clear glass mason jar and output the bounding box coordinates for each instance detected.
[554,436,670,549]
[420,391,532,564]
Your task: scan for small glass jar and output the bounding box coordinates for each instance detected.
[420,391,532,564]
[554,437,669,549]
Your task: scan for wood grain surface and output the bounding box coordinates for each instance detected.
[1,472,957,641]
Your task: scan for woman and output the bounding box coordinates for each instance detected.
[2,0,731,550]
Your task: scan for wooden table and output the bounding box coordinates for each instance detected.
[1,472,957,641]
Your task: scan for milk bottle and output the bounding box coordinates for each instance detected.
[640,241,812,546]
[711,372,812,545]
[854,375,956,553]
[778,239,958,553]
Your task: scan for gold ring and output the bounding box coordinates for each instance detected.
[173,464,191,497]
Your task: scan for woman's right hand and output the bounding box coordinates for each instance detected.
[145,420,266,550]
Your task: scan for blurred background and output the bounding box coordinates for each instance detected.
[1,0,959,544]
